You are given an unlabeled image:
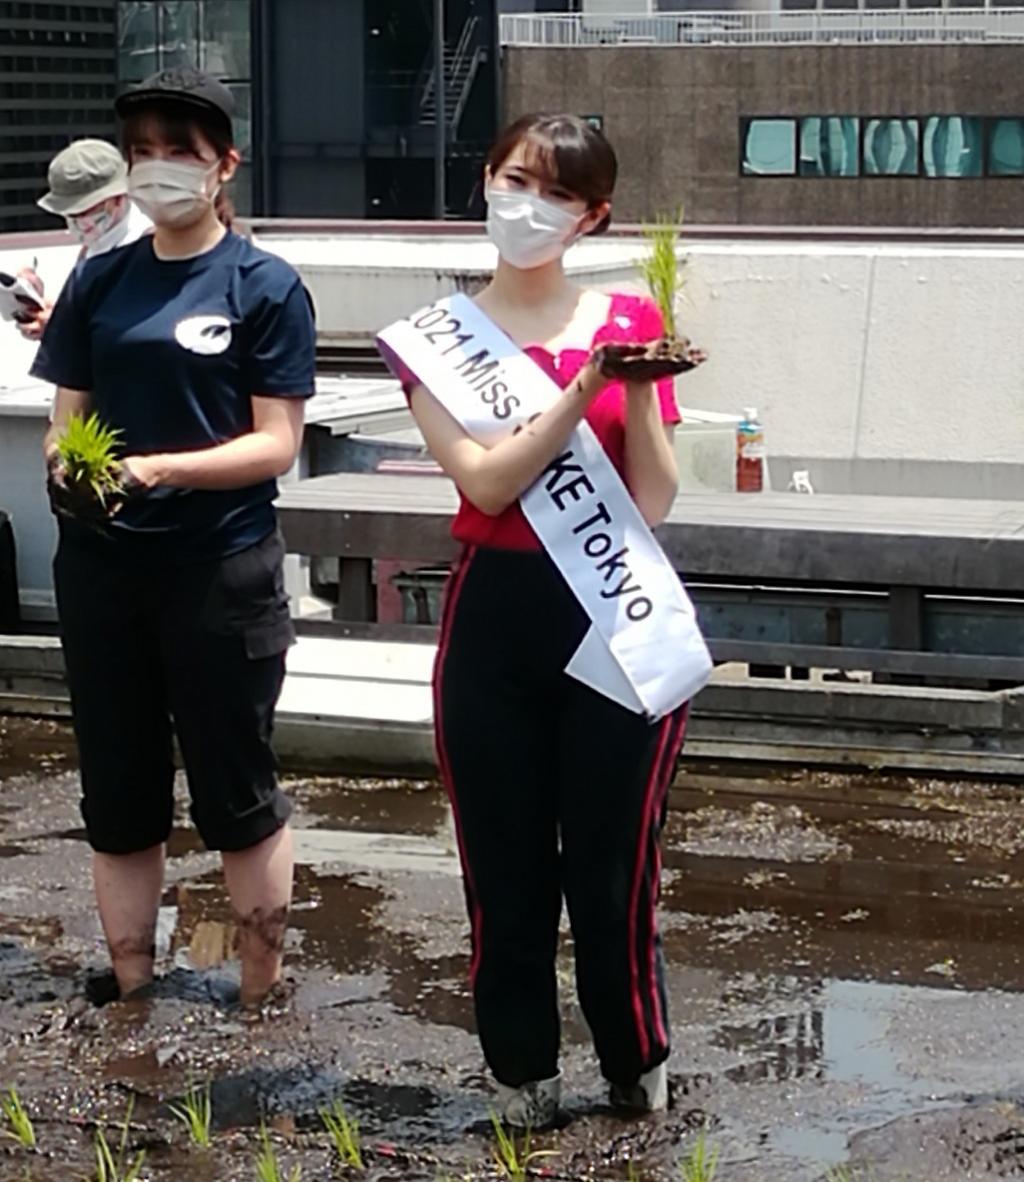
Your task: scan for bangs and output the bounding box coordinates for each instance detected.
[518,130,602,203]
[119,101,233,158]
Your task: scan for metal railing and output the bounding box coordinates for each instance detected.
[499,8,1024,47]
[418,14,483,128]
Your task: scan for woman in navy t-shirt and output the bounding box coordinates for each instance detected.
[32,67,316,1007]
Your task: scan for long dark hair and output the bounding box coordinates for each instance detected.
[487,113,618,235]
[119,100,236,230]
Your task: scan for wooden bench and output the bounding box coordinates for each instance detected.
[277,473,1024,684]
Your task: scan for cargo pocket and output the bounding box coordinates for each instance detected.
[204,530,291,636]
[243,617,295,660]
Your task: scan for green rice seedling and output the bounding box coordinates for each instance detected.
[169,1081,213,1149]
[1,1086,36,1149]
[679,1132,719,1182]
[92,1098,145,1182]
[626,1162,644,1181]
[637,206,686,340]
[254,1123,301,1182]
[55,412,124,508]
[320,1099,364,1169]
[489,1111,557,1181]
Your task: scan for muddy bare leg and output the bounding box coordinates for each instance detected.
[222,824,294,1007]
[92,843,165,995]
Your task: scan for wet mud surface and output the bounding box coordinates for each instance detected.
[4,715,1024,1178]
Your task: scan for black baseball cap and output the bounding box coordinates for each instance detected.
[115,66,234,128]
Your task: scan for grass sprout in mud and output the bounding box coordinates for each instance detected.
[11,743,1024,1182]
[168,1080,212,1149]
[490,1112,558,1180]
[320,1098,364,1169]
[255,1123,302,1182]
[1,1086,36,1149]
[679,1134,719,1182]
[91,1097,145,1182]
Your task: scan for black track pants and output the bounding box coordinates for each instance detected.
[434,546,688,1089]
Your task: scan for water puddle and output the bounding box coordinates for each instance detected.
[2,719,1024,1179]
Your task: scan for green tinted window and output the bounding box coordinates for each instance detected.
[923,116,982,178]
[864,118,920,176]
[988,118,1024,176]
[742,119,796,176]
[799,117,859,177]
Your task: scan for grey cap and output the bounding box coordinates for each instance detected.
[37,139,128,217]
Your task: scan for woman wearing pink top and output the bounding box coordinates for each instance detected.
[386,113,705,1129]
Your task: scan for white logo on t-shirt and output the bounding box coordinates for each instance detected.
[175,314,233,355]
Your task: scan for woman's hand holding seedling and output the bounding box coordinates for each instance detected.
[47,413,146,529]
[597,339,708,384]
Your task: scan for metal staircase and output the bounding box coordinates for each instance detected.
[418,16,485,131]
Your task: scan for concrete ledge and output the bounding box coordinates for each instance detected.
[274,714,436,777]
[3,634,1023,778]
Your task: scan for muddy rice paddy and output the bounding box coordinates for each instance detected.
[3,714,1024,1179]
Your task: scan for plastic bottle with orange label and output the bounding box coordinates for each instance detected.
[736,407,765,493]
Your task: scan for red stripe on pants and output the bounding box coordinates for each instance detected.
[627,711,675,1064]
[645,706,689,1051]
[431,547,484,986]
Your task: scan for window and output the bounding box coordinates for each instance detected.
[923,116,982,178]
[158,0,199,73]
[200,0,249,78]
[741,118,796,176]
[799,116,859,177]
[988,118,1024,176]
[226,81,251,158]
[863,117,919,176]
[117,1,157,81]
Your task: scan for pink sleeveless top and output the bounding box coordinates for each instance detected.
[390,292,681,551]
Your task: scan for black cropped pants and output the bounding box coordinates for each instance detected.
[434,546,687,1089]
[54,528,294,855]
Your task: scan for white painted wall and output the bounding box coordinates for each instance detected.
[675,242,1024,468]
[5,232,1022,481]
[258,232,1024,475]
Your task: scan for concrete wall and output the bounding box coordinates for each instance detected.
[503,44,1024,226]
[674,240,1024,494]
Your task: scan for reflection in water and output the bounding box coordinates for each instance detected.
[718,988,825,1083]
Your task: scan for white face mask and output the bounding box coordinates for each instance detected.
[66,204,127,256]
[128,159,220,228]
[485,186,584,270]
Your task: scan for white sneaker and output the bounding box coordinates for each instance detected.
[609,1062,669,1112]
[494,1073,561,1129]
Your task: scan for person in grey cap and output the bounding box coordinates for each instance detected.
[15,139,151,340]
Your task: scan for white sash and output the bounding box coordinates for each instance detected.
[378,293,712,720]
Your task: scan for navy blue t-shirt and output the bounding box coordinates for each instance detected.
[31,231,316,562]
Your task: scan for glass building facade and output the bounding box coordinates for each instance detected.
[116,0,253,212]
[0,0,118,232]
